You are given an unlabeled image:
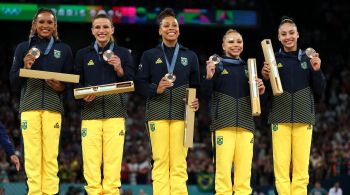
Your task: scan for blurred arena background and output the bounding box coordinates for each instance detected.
[0,0,349,194]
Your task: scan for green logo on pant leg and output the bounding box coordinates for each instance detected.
[81,128,87,137]
[149,123,155,132]
[21,120,27,130]
[217,136,223,145]
[272,124,278,131]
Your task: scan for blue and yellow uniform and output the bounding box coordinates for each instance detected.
[135,43,200,195]
[205,57,255,195]
[266,49,326,195]
[75,41,134,194]
[9,35,74,195]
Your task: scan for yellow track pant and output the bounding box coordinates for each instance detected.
[81,118,125,195]
[272,123,313,195]
[21,110,61,195]
[148,120,188,195]
[213,127,254,195]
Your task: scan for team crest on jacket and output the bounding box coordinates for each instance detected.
[217,136,224,145]
[245,69,249,78]
[300,62,307,69]
[88,60,94,66]
[181,57,188,66]
[155,58,163,64]
[54,49,61,59]
[277,63,283,68]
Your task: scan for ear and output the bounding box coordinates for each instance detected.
[158,28,162,36]
[111,26,115,35]
[296,31,299,39]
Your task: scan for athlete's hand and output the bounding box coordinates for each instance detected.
[157,77,173,94]
[46,79,65,92]
[83,95,96,102]
[23,53,36,69]
[10,155,20,171]
[256,78,265,95]
[107,55,124,77]
[191,98,199,111]
[206,60,216,80]
[261,62,270,80]
[310,53,321,71]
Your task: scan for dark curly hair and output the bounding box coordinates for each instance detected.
[157,8,176,26]
[279,16,297,29]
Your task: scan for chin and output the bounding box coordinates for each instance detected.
[38,34,52,38]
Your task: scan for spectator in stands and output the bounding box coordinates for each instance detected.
[329,182,342,195]
[0,122,20,171]
[309,181,328,195]
[9,8,74,195]
[74,12,135,194]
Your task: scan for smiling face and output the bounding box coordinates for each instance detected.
[222,31,243,58]
[92,18,114,47]
[278,22,299,52]
[32,12,56,39]
[159,16,180,47]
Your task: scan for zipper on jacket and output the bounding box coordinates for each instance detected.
[214,94,219,120]
[41,81,45,108]
[102,96,106,118]
[235,67,239,127]
[291,59,294,123]
[169,88,172,119]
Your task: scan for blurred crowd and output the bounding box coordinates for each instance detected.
[0,0,350,192]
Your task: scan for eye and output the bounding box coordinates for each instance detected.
[103,25,110,29]
[228,40,234,44]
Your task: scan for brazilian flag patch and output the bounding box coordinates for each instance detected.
[272,124,278,131]
[217,136,223,145]
[81,128,87,137]
[150,123,156,132]
[21,120,27,130]
[197,173,214,192]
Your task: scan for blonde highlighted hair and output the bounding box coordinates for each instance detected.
[29,8,59,40]
[222,29,241,42]
[91,13,116,43]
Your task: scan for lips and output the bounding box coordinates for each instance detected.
[98,34,107,38]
